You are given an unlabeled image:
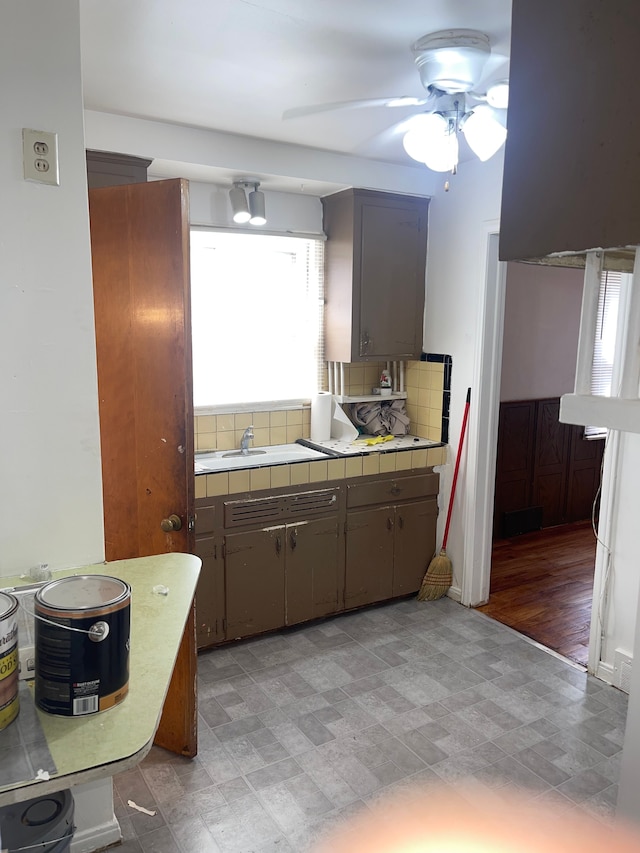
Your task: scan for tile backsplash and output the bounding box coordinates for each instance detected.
[194,358,447,452]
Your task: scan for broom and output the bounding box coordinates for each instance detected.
[418,387,471,601]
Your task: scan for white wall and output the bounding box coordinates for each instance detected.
[423,153,504,594]
[601,433,640,668]
[86,110,441,199]
[500,262,583,401]
[0,0,104,577]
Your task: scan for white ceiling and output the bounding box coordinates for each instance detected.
[79,0,512,188]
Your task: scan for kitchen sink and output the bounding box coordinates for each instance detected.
[195,443,331,473]
[222,449,267,458]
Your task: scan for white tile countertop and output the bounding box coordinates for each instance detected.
[299,434,444,456]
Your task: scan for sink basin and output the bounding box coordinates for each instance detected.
[195,443,330,473]
[222,449,267,458]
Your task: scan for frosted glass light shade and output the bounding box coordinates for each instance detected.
[462,106,507,161]
[402,113,459,172]
[486,80,509,109]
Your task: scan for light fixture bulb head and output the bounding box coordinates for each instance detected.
[229,184,251,223]
[248,185,267,226]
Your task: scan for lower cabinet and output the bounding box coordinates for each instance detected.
[195,468,439,649]
[285,517,341,626]
[224,516,341,640]
[345,474,439,609]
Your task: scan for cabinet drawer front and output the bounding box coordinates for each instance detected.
[195,505,216,535]
[347,473,439,508]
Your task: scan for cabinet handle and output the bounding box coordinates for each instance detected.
[398,516,404,529]
[361,331,370,354]
[275,535,282,555]
[290,530,297,551]
[387,516,394,531]
[390,486,401,496]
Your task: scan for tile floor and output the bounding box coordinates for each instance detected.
[113,597,628,852]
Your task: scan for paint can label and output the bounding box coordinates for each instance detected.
[0,592,19,730]
[34,576,130,717]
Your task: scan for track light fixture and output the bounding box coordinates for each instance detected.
[229,180,267,226]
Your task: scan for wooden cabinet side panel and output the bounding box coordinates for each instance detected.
[345,506,394,609]
[322,192,357,362]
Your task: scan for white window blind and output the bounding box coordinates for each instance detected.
[585,270,622,437]
[191,230,325,409]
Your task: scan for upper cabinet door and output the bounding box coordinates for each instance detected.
[500,0,640,262]
[323,189,428,362]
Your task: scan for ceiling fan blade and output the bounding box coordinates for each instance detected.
[282,95,432,120]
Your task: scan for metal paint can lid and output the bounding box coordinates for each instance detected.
[35,575,130,611]
[0,590,18,619]
[0,789,74,849]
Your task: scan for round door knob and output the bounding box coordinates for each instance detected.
[161,514,182,532]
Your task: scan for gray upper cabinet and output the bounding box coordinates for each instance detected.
[322,188,429,362]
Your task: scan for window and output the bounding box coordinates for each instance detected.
[585,269,621,437]
[190,229,324,409]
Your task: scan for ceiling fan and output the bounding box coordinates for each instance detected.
[283,29,509,172]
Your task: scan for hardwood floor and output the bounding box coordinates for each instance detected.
[475,521,597,667]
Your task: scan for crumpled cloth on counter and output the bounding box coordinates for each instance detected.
[349,400,411,436]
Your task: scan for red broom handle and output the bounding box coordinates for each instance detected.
[441,387,471,551]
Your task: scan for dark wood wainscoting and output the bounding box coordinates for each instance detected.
[493,398,604,538]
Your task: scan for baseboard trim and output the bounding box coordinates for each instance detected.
[447,585,462,602]
[595,661,615,688]
[71,817,121,853]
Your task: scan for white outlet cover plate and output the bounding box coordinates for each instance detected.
[22,128,59,186]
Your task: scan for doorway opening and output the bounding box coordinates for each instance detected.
[467,240,602,669]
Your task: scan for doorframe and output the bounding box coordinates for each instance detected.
[461,225,505,607]
[462,224,621,679]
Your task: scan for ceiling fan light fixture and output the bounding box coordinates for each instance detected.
[486,80,509,109]
[229,184,251,224]
[412,29,491,94]
[461,106,507,161]
[402,112,458,172]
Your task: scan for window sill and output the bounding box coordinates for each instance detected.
[195,399,311,416]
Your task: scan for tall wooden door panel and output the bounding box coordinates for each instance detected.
[225,528,285,639]
[566,427,605,523]
[493,401,536,536]
[285,518,341,626]
[392,499,438,596]
[89,178,197,757]
[532,399,569,527]
[345,506,394,608]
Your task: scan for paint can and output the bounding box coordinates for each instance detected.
[0,789,74,852]
[0,590,19,730]
[34,575,130,717]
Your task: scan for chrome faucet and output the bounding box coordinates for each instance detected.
[240,425,254,455]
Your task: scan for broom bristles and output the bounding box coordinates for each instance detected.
[417,549,452,601]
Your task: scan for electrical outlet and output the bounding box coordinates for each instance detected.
[22,128,59,186]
